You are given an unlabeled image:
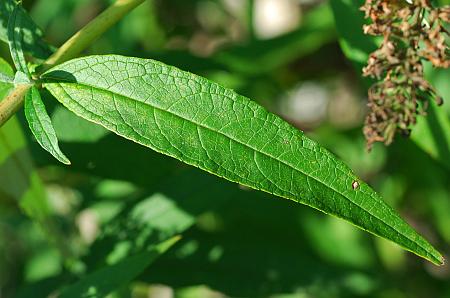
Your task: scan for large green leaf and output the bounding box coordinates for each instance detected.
[24,86,70,164]
[58,236,180,298]
[42,55,443,265]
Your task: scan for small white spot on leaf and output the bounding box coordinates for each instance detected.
[352,180,360,190]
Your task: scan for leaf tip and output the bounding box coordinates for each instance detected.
[49,147,71,166]
[61,158,71,166]
[56,154,71,165]
[426,250,445,266]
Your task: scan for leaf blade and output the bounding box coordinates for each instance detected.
[24,86,70,165]
[7,3,30,77]
[42,55,443,265]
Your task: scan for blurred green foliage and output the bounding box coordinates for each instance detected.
[0,0,449,297]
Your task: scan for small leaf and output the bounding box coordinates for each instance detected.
[24,86,70,165]
[43,55,443,265]
[7,3,30,77]
[0,0,52,59]
[59,236,180,298]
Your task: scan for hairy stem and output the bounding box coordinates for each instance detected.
[0,84,31,126]
[39,0,145,73]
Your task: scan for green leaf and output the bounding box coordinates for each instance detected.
[0,0,52,60]
[59,236,180,298]
[42,55,443,265]
[24,86,71,165]
[7,3,31,77]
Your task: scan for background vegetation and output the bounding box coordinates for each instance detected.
[0,0,449,297]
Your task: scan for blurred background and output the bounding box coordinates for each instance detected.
[0,0,449,297]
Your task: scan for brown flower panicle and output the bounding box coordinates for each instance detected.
[361,0,449,150]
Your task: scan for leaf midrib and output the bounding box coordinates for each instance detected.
[45,77,434,262]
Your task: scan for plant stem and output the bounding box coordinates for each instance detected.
[0,84,31,126]
[39,0,145,73]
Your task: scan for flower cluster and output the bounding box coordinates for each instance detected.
[361,0,449,150]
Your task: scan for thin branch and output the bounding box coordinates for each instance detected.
[39,0,145,73]
[0,84,31,126]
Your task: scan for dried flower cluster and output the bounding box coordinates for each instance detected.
[361,0,449,150]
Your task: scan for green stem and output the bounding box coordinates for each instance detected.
[39,0,145,73]
[0,84,31,126]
